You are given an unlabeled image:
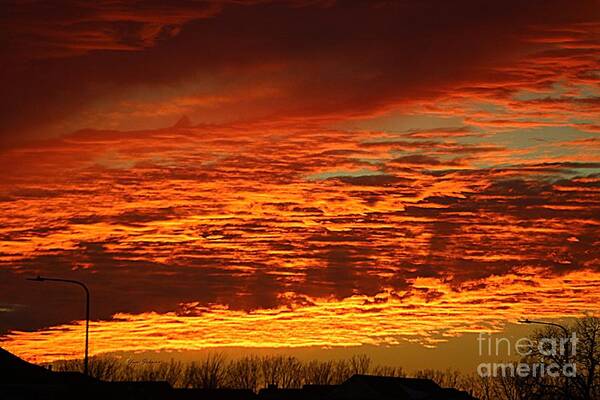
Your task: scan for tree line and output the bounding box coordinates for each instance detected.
[48,316,600,399]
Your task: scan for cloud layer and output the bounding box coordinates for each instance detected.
[1,0,599,361]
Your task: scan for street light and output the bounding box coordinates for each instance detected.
[519,318,571,398]
[518,318,569,336]
[27,276,90,376]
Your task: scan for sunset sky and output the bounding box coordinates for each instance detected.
[1,0,599,369]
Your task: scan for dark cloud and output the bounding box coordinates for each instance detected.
[390,155,445,166]
[336,174,408,187]
[2,0,598,147]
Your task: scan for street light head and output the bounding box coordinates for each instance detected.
[518,319,531,324]
[26,275,45,282]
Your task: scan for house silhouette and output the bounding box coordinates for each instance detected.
[0,347,96,386]
[259,375,476,400]
[329,374,475,400]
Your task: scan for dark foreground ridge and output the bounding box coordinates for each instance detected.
[0,348,476,400]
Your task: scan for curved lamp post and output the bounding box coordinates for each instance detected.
[519,318,570,398]
[27,276,90,376]
[518,318,569,336]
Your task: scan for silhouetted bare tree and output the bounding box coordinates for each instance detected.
[304,360,335,384]
[349,354,371,375]
[184,353,227,388]
[332,358,352,384]
[226,355,261,391]
[371,365,405,377]
[573,316,600,400]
